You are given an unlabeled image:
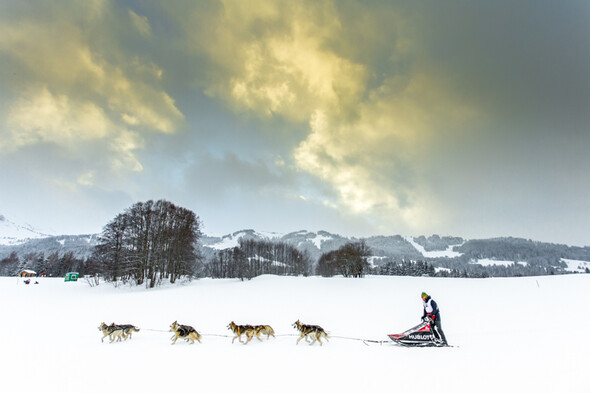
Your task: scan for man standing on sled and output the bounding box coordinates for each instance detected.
[421,292,448,346]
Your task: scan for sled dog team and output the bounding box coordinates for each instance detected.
[98,319,328,345]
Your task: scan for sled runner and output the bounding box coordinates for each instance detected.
[387,317,447,347]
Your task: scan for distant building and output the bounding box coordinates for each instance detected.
[64,272,79,282]
[19,270,36,277]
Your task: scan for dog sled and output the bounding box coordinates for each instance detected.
[387,317,447,347]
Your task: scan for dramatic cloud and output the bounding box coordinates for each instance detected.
[0,0,588,244]
[0,0,183,175]
[180,0,481,233]
[189,0,367,122]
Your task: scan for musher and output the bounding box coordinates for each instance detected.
[421,292,448,346]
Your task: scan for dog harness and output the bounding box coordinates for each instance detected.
[177,325,196,336]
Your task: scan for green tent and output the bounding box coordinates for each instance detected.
[64,272,79,282]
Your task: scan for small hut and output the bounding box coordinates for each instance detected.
[19,270,37,277]
[64,272,79,282]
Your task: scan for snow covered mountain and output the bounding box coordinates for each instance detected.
[200,231,590,274]
[200,229,284,250]
[2,215,589,274]
[0,214,54,246]
[200,230,464,263]
[0,233,100,260]
[200,229,354,261]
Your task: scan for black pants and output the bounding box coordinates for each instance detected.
[431,319,448,344]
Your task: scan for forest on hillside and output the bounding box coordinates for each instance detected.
[2,202,589,284]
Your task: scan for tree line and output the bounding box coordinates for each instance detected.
[378,260,436,277]
[206,238,312,279]
[455,237,590,264]
[0,251,96,278]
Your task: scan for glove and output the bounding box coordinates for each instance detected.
[430,314,435,320]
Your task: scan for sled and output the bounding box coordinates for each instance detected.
[387,317,446,347]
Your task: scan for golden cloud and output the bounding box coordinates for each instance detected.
[4,86,144,175]
[294,72,478,228]
[129,10,151,37]
[0,2,182,174]
[196,0,367,121]
[5,87,112,149]
[190,0,479,230]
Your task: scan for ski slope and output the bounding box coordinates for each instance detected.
[1,274,588,393]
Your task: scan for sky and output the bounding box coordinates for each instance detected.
[0,0,589,246]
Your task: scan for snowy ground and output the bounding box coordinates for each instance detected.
[561,258,590,273]
[404,236,463,258]
[1,274,588,393]
[470,258,528,267]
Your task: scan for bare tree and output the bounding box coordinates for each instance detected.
[316,241,371,278]
[94,200,202,287]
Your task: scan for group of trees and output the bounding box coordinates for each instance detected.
[316,241,372,277]
[92,200,202,288]
[378,260,436,277]
[0,251,93,277]
[0,199,203,287]
[376,258,590,278]
[206,239,312,280]
[456,238,589,264]
[434,261,581,278]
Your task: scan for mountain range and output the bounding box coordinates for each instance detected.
[1,214,589,274]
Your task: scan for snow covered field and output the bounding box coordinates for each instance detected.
[1,274,588,393]
[561,258,590,273]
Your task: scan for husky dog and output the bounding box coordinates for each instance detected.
[98,322,127,343]
[117,324,140,339]
[227,321,256,344]
[108,328,127,343]
[254,325,276,341]
[170,321,202,344]
[292,320,329,346]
